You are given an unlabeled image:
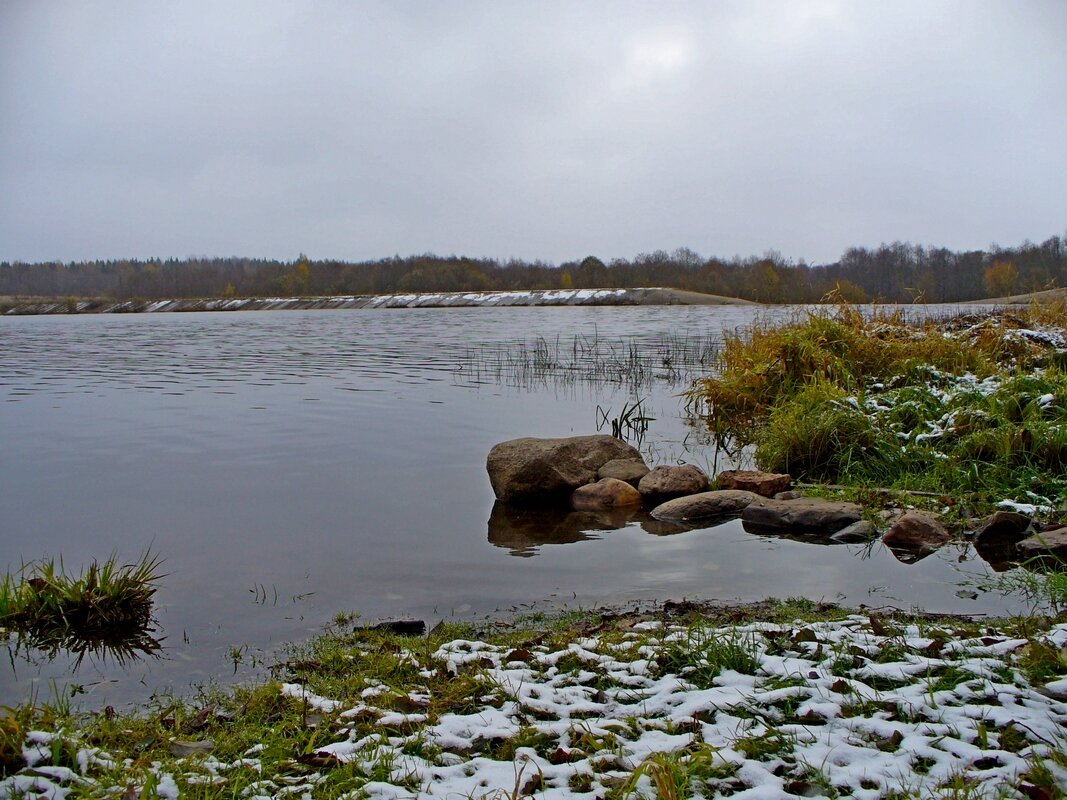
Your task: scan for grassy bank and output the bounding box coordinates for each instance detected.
[690,303,1067,520]
[2,600,1065,798]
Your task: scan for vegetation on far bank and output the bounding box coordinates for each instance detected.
[691,302,1067,523]
[2,599,1066,798]
[2,231,1066,306]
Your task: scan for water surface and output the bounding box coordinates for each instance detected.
[0,305,1019,706]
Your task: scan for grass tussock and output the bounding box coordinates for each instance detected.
[0,552,163,664]
[691,303,1067,509]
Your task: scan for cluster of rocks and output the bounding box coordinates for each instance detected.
[486,435,1066,564]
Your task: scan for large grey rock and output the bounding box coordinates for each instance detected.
[651,490,761,523]
[715,470,792,498]
[571,478,643,511]
[742,498,862,535]
[487,435,643,503]
[1016,527,1067,561]
[638,465,709,500]
[597,458,650,487]
[882,511,950,553]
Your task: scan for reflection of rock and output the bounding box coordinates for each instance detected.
[487,435,644,503]
[651,490,760,524]
[639,517,692,536]
[571,478,643,511]
[638,465,709,501]
[597,458,650,487]
[882,511,950,555]
[715,470,791,498]
[741,498,862,535]
[487,502,638,556]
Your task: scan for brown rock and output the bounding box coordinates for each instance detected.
[650,490,761,523]
[486,435,643,503]
[571,478,643,511]
[1016,527,1067,561]
[882,511,951,553]
[597,458,650,487]
[716,469,792,498]
[972,510,1033,546]
[638,465,709,500]
[741,498,863,534]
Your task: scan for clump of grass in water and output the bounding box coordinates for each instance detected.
[0,552,164,665]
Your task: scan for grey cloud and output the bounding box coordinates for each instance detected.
[1,0,1064,264]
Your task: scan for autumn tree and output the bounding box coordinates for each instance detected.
[983,260,1018,298]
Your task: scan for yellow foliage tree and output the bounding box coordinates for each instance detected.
[983,260,1018,298]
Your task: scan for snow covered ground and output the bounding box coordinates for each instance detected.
[5,614,1065,799]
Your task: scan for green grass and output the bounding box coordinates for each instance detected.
[689,304,1067,515]
[0,552,163,664]
[2,602,1065,797]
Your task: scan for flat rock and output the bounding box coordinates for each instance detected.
[571,478,643,511]
[650,490,761,523]
[1016,527,1067,561]
[487,435,643,503]
[597,458,650,487]
[972,510,1033,546]
[741,498,862,535]
[715,469,792,498]
[882,511,950,553]
[638,464,709,500]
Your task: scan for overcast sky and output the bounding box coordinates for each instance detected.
[2,1,1064,266]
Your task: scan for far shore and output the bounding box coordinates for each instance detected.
[1,287,756,316]
[5,286,1057,317]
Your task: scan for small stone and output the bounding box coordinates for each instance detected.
[169,740,214,756]
[638,464,709,500]
[830,520,876,543]
[371,620,427,636]
[774,491,800,501]
[1016,527,1067,561]
[715,469,792,497]
[597,458,650,487]
[973,510,1033,546]
[570,478,643,511]
[882,511,950,553]
[650,490,761,523]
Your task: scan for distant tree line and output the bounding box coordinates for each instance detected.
[2,233,1064,304]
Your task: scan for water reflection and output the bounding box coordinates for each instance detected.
[5,624,163,670]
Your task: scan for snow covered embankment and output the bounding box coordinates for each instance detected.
[3,288,739,315]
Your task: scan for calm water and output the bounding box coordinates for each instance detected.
[0,305,1020,706]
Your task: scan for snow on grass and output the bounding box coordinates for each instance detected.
[4,615,1064,799]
